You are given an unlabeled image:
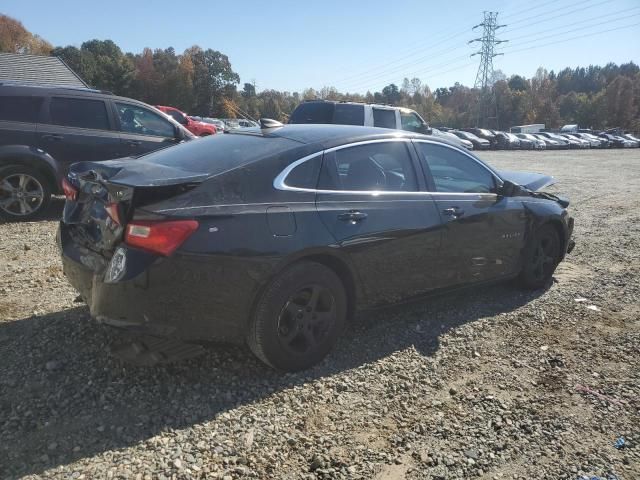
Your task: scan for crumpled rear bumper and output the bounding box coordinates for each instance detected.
[57,223,260,344]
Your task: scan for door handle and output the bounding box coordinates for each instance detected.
[443,206,465,217]
[42,134,63,141]
[126,140,142,146]
[338,211,368,222]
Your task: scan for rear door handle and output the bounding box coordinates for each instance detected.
[443,206,465,217]
[42,134,63,141]
[338,211,368,222]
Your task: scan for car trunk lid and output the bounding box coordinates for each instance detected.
[62,160,207,254]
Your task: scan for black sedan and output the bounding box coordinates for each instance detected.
[58,124,575,371]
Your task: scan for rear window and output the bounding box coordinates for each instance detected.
[289,103,334,124]
[0,95,43,123]
[142,133,299,174]
[49,97,110,130]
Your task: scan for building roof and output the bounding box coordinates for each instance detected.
[0,52,88,88]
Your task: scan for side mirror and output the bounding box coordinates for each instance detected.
[498,179,525,197]
[420,124,432,135]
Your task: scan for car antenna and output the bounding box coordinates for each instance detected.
[260,118,284,129]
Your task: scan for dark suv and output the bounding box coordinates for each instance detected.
[0,84,194,220]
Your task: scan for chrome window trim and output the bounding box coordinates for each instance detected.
[273,137,501,197]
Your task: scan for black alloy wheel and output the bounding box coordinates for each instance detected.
[277,284,336,355]
[520,225,561,289]
[247,261,347,371]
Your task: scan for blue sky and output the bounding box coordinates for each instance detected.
[4,0,640,93]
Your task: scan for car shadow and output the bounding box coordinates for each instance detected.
[0,282,546,477]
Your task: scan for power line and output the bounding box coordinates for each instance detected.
[332,21,477,86]
[503,22,640,55]
[505,7,640,43]
[339,45,470,91]
[336,31,472,89]
[500,14,640,51]
[500,0,571,20]
[505,0,611,28]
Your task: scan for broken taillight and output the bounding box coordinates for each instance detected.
[124,220,199,256]
[61,178,78,201]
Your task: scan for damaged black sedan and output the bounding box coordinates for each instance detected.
[58,124,575,371]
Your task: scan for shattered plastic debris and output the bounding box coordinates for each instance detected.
[614,436,626,449]
[586,305,601,312]
[574,297,588,302]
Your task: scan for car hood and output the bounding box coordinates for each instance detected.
[498,170,556,191]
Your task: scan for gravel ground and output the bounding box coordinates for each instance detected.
[1,149,639,480]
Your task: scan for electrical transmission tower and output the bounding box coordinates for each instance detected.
[469,12,507,128]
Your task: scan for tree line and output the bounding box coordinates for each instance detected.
[2,13,639,131]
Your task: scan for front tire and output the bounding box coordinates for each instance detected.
[520,225,561,289]
[0,165,52,221]
[247,261,347,371]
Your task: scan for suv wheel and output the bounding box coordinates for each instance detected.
[0,165,52,221]
[247,261,347,371]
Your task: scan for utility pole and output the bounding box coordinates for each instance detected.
[469,12,507,128]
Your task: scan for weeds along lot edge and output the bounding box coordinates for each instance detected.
[0,149,639,479]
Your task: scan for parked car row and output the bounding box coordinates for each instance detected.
[436,127,640,150]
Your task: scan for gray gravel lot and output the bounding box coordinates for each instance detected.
[1,149,639,479]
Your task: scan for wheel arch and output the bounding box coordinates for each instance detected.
[249,250,361,327]
[0,146,60,194]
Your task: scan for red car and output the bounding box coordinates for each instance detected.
[156,106,216,136]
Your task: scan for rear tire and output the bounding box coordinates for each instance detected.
[0,165,52,221]
[519,224,561,289]
[247,261,347,371]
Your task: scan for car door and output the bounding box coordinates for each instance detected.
[414,140,527,286]
[314,139,444,305]
[113,101,181,156]
[37,95,122,174]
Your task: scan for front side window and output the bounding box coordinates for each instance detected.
[116,103,175,137]
[400,111,424,133]
[417,143,496,194]
[372,108,396,129]
[318,142,417,192]
[49,97,109,130]
[0,95,43,123]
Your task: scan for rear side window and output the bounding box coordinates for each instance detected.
[289,103,334,124]
[0,96,43,123]
[49,97,109,130]
[333,104,364,125]
[284,155,322,189]
[319,141,417,192]
[372,108,396,129]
